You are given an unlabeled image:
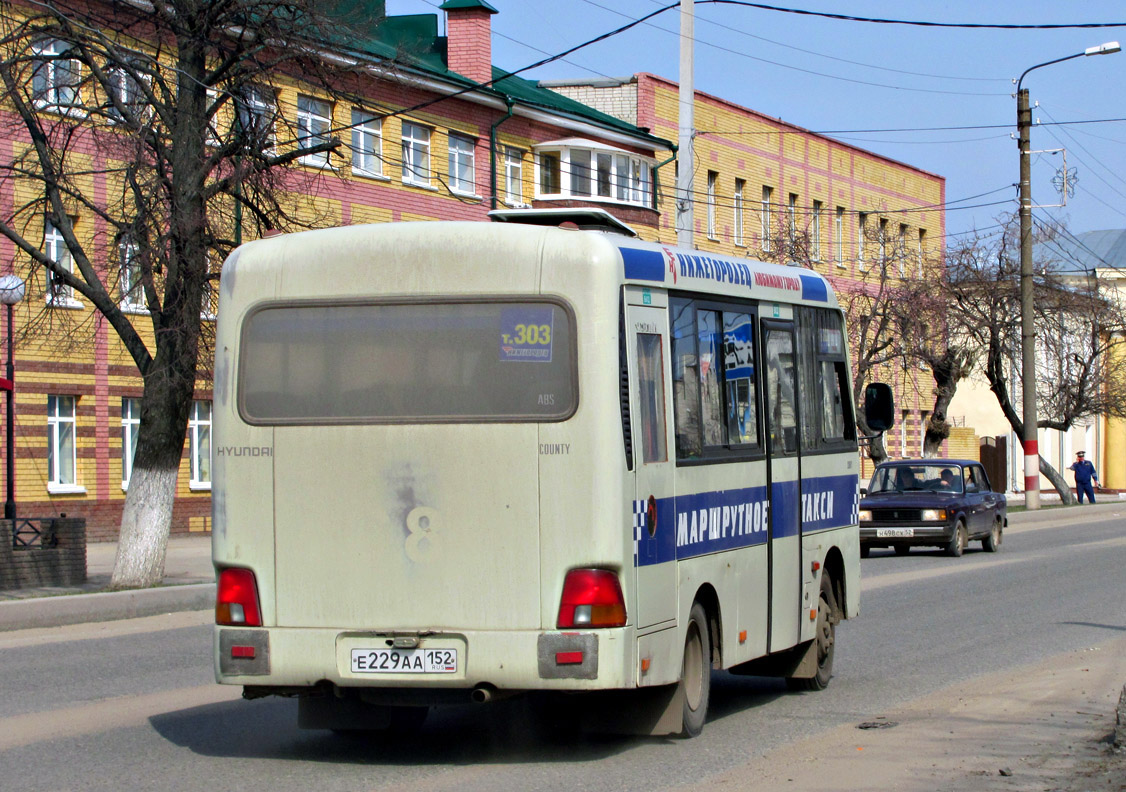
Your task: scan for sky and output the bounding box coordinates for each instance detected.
[388,0,1126,245]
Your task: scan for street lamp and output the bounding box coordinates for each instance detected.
[0,275,24,523]
[1015,41,1119,509]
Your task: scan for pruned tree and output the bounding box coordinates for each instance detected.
[0,0,378,586]
[939,214,1126,502]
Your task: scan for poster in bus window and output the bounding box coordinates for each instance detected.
[499,305,554,362]
[723,314,755,444]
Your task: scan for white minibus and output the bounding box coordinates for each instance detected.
[212,211,892,737]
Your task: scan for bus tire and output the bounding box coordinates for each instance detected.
[983,520,1002,552]
[679,602,711,738]
[946,520,967,557]
[787,574,835,692]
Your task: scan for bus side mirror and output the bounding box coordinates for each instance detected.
[864,383,895,433]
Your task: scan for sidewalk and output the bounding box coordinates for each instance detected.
[0,534,215,631]
[1,499,1124,632]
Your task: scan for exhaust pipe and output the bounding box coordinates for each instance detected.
[470,684,495,704]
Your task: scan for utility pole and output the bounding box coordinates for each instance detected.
[1016,86,1039,509]
[676,0,694,249]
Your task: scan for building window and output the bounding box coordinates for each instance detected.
[121,397,140,488]
[107,59,148,120]
[119,239,145,312]
[733,179,745,246]
[32,38,80,110]
[539,151,561,195]
[350,110,382,177]
[236,85,275,152]
[898,223,908,274]
[504,147,525,206]
[834,207,845,267]
[532,142,651,207]
[706,171,718,239]
[189,400,212,489]
[401,121,431,186]
[879,217,889,266]
[297,95,332,166]
[47,395,79,491]
[44,219,76,305]
[811,200,823,262]
[761,186,773,252]
[918,228,927,276]
[447,133,476,194]
[787,193,798,251]
[857,212,867,270]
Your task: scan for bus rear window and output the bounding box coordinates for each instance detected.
[238,300,576,423]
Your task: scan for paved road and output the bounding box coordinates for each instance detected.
[1,509,1123,791]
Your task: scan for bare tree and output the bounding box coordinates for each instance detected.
[938,215,1126,502]
[0,0,375,586]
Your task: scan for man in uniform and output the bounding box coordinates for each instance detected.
[1068,451,1099,504]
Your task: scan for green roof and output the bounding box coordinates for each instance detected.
[321,9,668,148]
[439,0,498,13]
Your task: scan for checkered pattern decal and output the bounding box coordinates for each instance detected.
[632,499,646,565]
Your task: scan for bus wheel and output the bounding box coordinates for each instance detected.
[983,520,1002,552]
[946,521,967,557]
[788,575,835,691]
[679,602,711,738]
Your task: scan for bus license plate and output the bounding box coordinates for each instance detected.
[350,648,458,674]
[876,528,914,538]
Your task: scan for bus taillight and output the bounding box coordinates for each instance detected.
[216,568,262,626]
[557,569,626,628]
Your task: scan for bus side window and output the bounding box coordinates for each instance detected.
[637,333,668,463]
[670,297,702,460]
[697,309,724,447]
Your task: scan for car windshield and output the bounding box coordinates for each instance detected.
[869,464,964,494]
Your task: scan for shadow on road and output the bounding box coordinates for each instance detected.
[151,676,790,762]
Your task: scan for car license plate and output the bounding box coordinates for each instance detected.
[876,528,914,538]
[350,648,458,674]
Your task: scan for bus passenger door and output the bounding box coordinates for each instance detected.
[626,292,677,630]
[761,320,802,653]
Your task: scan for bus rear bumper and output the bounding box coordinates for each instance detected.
[214,624,634,693]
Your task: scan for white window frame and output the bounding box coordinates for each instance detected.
[531,141,652,208]
[401,121,432,187]
[787,193,798,249]
[297,94,333,167]
[237,85,276,153]
[119,239,146,313]
[44,219,81,308]
[918,228,927,276]
[32,38,81,112]
[811,200,823,262]
[706,171,718,239]
[351,110,383,178]
[504,146,526,207]
[857,212,868,271]
[733,179,745,246]
[761,186,773,252]
[189,399,212,490]
[834,207,845,267]
[107,60,148,122]
[897,223,908,274]
[47,394,84,493]
[121,397,140,489]
[879,217,889,266]
[447,132,476,195]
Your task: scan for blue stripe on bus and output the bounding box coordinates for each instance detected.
[620,247,667,282]
[633,473,857,567]
[800,274,828,302]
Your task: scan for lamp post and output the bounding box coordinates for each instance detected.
[0,275,24,523]
[1015,41,1119,509]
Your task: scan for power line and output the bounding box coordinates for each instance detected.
[707,2,1126,29]
[699,117,1126,137]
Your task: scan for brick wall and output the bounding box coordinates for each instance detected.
[0,517,87,588]
[946,427,979,461]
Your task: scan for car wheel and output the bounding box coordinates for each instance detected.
[893,544,910,556]
[945,520,967,557]
[787,574,835,692]
[679,602,711,738]
[983,520,1002,552]
[860,545,870,559]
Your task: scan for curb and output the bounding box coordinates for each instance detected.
[1117,684,1126,749]
[1007,501,1125,526]
[0,582,215,631]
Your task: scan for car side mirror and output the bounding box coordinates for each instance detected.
[863,383,895,433]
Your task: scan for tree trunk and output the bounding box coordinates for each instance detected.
[1039,456,1076,506]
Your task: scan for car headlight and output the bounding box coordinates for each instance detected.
[921,509,947,521]
[858,509,872,522]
